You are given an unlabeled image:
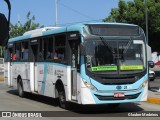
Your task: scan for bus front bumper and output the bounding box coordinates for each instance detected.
[80,83,148,105]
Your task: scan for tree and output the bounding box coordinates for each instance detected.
[103,0,160,52]
[10,11,44,38]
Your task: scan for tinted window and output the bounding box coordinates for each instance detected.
[55,35,66,61]
[87,24,140,36]
[13,43,20,60]
[44,37,54,60]
[21,42,29,60]
[38,39,44,60]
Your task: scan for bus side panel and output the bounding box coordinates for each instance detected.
[77,74,82,104]
[22,62,30,92]
[53,64,69,99]
[37,63,54,97]
[36,63,69,98]
[11,62,30,92]
[11,62,17,88]
[30,62,35,92]
[66,67,71,101]
[4,62,8,85]
[6,62,12,86]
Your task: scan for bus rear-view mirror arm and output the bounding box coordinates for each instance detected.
[5,0,11,27]
[80,43,86,56]
[0,0,11,46]
[148,61,155,68]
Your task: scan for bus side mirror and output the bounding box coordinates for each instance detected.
[0,13,9,46]
[80,43,86,55]
[148,61,155,68]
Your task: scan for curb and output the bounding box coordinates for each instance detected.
[147,97,160,105]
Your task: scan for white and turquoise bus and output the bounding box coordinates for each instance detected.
[4,23,149,109]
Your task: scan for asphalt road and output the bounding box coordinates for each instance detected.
[0,81,159,120]
[150,78,160,91]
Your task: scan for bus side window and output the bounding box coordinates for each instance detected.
[54,35,66,62]
[38,39,44,61]
[13,43,20,60]
[31,44,39,62]
[21,41,29,61]
[43,37,54,60]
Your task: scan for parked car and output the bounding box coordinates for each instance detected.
[149,70,155,81]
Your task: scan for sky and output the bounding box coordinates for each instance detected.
[0,0,131,27]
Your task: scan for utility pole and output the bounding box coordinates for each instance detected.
[18,14,20,28]
[145,0,148,44]
[55,0,58,27]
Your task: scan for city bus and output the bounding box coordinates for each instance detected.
[4,22,149,109]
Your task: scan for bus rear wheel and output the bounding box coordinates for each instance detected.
[57,87,69,109]
[17,79,25,97]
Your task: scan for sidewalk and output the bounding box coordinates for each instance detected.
[147,88,160,105]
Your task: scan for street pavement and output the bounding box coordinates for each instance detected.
[148,78,160,104]
[0,81,159,120]
[149,78,160,92]
[0,72,4,81]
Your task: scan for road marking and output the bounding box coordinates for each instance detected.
[0,77,4,81]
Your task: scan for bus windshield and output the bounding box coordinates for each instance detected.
[85,39,146,74]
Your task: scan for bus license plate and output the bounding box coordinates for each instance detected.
[114,93,125,98]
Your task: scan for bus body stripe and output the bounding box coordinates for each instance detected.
[41,64,47,94]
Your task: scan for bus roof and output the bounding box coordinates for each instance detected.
[8,22,138,43]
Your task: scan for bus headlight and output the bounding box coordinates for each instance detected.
[83,80,98,91]
[141,80,148,88]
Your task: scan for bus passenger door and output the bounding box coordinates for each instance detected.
[30,41,39,92]
[70,41,80,100]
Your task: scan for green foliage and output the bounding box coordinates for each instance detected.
[10,11,44,38]
[103,0,160,51]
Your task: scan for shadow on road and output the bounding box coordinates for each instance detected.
[7,89,59,107]
[149,87,159,92]
[7,89,144,114]
[68,103,143,114]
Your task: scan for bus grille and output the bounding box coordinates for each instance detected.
[95,92,141,101]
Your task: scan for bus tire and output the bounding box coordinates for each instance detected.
[57,86,69,109]
[17,79,25,98]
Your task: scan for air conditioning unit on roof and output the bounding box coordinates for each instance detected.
[23,27,60,36]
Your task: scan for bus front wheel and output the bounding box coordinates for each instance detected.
[17,79,25,97]
[57,87,69,109]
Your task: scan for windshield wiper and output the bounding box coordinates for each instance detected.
[123,37,132,54]
[99,37,115,54]
[120,44,125,62]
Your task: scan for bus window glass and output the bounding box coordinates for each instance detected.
[48,37,54,59]
[38,39,44,60]
[21,42,29,60]
[31,44,38,62]
[55,35,66,61]
[44,37,53,60]
[14,43,20,60]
